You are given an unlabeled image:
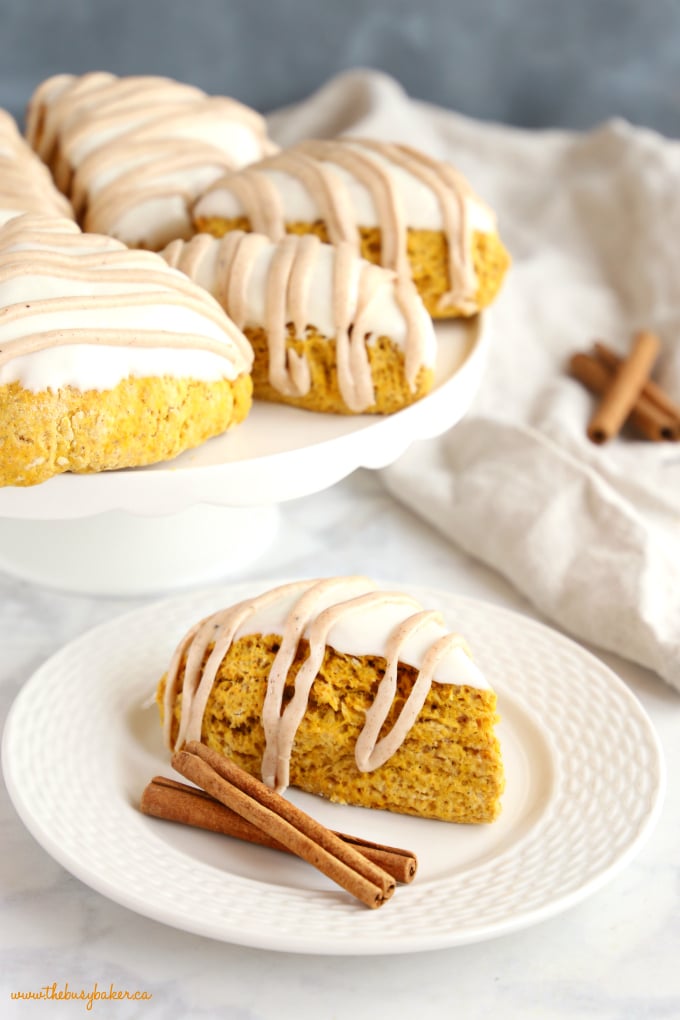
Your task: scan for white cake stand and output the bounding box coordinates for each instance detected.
[0,315,490,595]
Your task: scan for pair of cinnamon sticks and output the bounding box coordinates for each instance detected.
[140,741,417,909]
[569,332,680,443]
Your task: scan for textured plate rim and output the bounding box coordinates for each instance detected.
[2,582,666,955]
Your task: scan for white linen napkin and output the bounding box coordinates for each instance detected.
[267,69,680,691]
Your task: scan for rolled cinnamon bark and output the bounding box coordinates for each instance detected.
[569,353,678,441]
[594,341,680,429]
[586,330,661,443]
[140,775,417,883]
[173,743,396,908]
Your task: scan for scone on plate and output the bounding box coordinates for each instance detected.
[25,72,278,249]
[0,108,73,226]
[158,576,504,824]
[162,230,436,414]
[0,214,253,487]
[193,138,510,319]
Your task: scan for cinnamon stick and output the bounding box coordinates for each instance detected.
[594,341,680,428]
[172,742,396,909]
[569,353,678,441]
[586,330,661,443]
[140,776,417,884]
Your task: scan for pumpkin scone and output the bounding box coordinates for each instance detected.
[0,214,253,487]
[193,138,510,319]
[0,108,73,226]
[25,72,277,249]
[162,230,436,414]
[159,576,504,824]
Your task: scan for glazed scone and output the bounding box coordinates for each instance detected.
[193,138,510,319]
[0,215,253,487]
[0,109,73,226]
[159,577,504,824]
[25,72,277,249]
[162,230,436,414]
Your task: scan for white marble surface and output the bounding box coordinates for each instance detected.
[1,468,678,1019]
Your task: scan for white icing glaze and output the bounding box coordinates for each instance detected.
[0,214,253,392]
[1,345,247,393]
[197,152,494,235]
[163,577,489,793]
[162,230,435,411]
[25,73,277,249]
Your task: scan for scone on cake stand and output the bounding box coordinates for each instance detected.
[0,314,489,595]
[1,99,508,595]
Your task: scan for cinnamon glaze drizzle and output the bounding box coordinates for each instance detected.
[25,72,276,248]
[0,109,73,225]
[195,139,493,312]
[0,215,252,375]
[163,230,433,411]
[163,578,485,793]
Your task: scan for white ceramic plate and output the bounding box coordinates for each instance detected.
[2,582,665,955]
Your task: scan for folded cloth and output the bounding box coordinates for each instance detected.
[267,69,680,692]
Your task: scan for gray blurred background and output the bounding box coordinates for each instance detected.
[1,0,679,134]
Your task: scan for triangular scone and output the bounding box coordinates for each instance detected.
[193,138,510,320]
[25,72,278,250]
[162,230,436,414]
[0,215,253,487]
[158,577,505,824]
[0,109,74,226]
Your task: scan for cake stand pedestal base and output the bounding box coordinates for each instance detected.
[0,504,279,597]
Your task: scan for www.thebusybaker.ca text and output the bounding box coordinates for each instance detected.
[10,981,152,1010]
